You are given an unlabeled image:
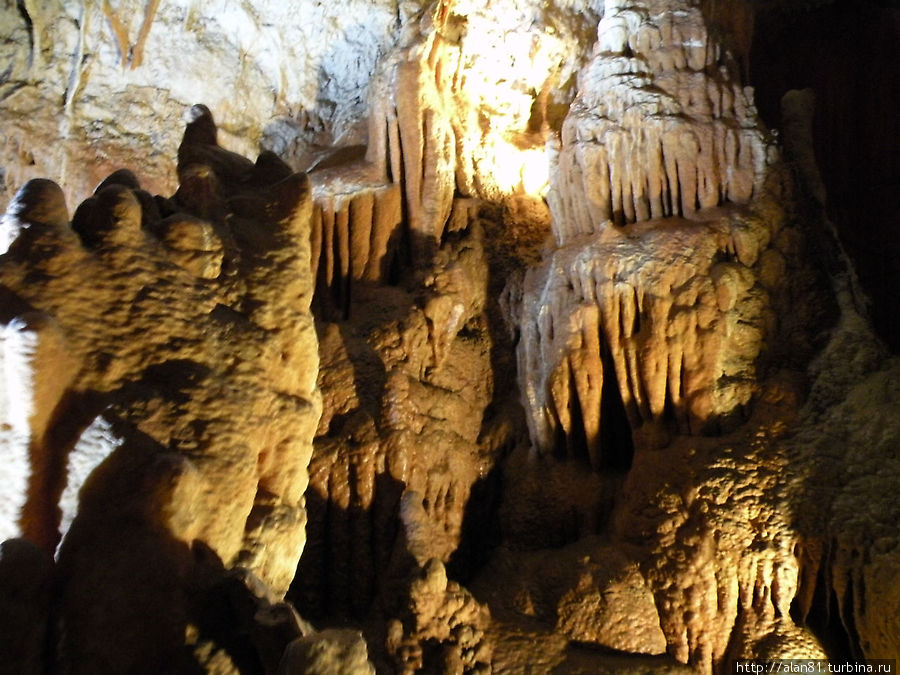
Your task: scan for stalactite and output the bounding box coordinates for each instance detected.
[518,198,778,460]
[309,183,403,319]
[550,1,774,244]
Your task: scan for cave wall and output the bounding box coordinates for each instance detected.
[0,0,421,208]
[1,1,899,674]
[749,0,900,351]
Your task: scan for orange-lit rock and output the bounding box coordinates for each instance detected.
[0,0,897,673]
[551,0,774,242]
[0,108,321,670]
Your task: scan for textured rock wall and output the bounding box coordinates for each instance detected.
[516,206,780,462]
[0,0,416,211]
[291,0,604,625]
[485,79,892,674]
[774,89,900,666]
[295,194,498,619]
[550,0,773,243]
[515,0,784,465]
[1,1,898,674]
[365,0,603,259]
[0,106,322,670]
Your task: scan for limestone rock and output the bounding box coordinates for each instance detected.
[728,615,827,662]
[0,0,410,210]
[475,539,667,657]
[495,445,613,550]
[516,208,778,464]
[1,2,898,673]
[556,550,668,655]
[772,90,900,662]
[0,178,70,251]
[509,0,792,468]
[278,629,375,675]
[475,6,875,671]
[188,562,314,675]
[550,0,774,243]
[308,175,404,320]
[0,310,79,548]
[385,558,492,674]
[296,196,496,619]
[365,0,603,259]
[0,107,320,670]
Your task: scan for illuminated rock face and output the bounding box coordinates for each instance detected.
[0,108,321,669]
[385,558,493,673]
[517,0,781,463]
[550,0,772,242]
[0,0,408,209]
[290,0,604,628]
[0,1,899,674]
[296,192,498,627]
[365,0,602,254]
[518,210,777,463]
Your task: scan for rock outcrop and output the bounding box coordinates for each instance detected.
[290,0,603,625]
[551,0,773,242]
[366,0,603,258]
[516,205,782,464]
[0,106,321,670]
[515,0,785,465]
[295,195,498,621]
[0,0,409,210]
[483,2,891,672]
[0,1,898,673]
[386,558,492,674]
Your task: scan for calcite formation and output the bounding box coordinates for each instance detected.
[0,106,321,670]
[0,0,898,674]
[0,0,410,209]
[289,5,607,617]
[296,194,497,623]
[516,208,780,464]
[517,0,783,466]
[366,0,602,250]
[386,559,492,674]
[550,0,773,241]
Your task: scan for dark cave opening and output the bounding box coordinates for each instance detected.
[792,559,858,662]
[749,0,900,352]
[446,464,504,584]
[554,356,635,474]
[599,346,635,472]
[290,470,407,623]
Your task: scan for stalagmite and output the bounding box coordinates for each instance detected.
[0,108,321,670]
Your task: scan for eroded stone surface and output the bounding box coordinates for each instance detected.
[295,196,498,622]
[0,1,898,673]
[386,558,493,674]
[279,629,376,675]
[550,0,774,242]
[0,107,321,670]
[0,0,418,210]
